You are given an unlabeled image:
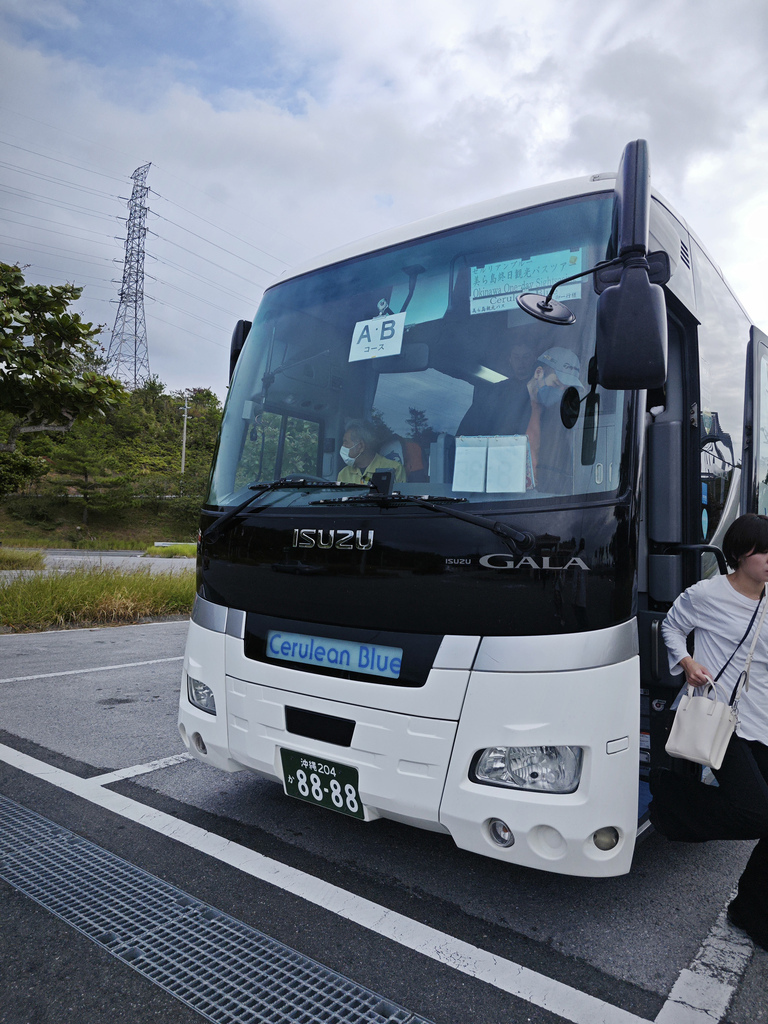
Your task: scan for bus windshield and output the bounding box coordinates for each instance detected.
[209,193,629,509]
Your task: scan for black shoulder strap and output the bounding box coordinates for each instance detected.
[714,590,764,684]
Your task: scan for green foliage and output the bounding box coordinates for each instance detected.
[145,544,196,557]
[0,564,195,631]
[0,265,224,536]
[0,263,126,465]
[0,547,45,570]
[0,450,46,497]
[4,379,223,544]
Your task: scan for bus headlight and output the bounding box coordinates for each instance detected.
[187,675,216,715]
[471,745,583,794]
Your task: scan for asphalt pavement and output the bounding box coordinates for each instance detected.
[0,618,766,1024]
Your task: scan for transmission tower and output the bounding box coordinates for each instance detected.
[107,162,151,387]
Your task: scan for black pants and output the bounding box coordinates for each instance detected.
[650,735,768,920]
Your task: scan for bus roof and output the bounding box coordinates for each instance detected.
[273,173,619,286]
[267,169,746,319]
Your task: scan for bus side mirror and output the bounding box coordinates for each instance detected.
[230,320,252,382]
[595,262,668,390]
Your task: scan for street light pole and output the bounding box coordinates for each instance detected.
[180,391,189,475]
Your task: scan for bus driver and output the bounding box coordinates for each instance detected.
[337,419,407,485]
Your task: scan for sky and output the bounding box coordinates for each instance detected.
[1,0,768,402]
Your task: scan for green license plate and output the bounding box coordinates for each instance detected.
[280,748,365,820]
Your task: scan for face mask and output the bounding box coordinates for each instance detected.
[537,385,563,408]
[339,444,358,466]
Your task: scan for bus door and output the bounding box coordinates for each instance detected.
[639,308,707,798]
[741,326,768,515]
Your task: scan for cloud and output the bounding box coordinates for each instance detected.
[1,0,768,399]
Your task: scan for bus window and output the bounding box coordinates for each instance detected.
[692,239,750,539]
[700,413,734,543]
[235,411,320,489]
[758,355,768,516]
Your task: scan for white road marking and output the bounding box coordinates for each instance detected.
[0,741,754,1024]
[2,620,189,637]
[90,753,192,785]
[0,657,183,684]
[655,898,753,1024]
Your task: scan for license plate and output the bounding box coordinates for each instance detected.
[280,748,365,820]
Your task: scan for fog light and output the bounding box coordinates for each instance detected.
[593,826,620,851]
[488,819,515,847]
[472,745,583,793]
[187,675,216,715]
[192,732,207,755]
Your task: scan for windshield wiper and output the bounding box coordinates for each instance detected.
[203,477,367,543]
[393,494,534,556]
[315,490,534,556]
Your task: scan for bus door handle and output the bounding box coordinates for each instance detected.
[668,543,727,576]
[650,619,661,680]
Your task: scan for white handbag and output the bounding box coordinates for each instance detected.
[665,592,768,770]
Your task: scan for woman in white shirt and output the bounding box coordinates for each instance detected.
[650,513,768,952]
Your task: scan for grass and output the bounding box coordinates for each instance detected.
[144,543,197,558]
[0,548,46,570]
[0,499,198,551]
[0,528,186,551]
[0,564,195,632]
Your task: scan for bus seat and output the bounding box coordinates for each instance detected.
[428,433,455,484]
[380,437,428,483]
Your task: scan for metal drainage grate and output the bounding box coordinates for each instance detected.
[0,795,433,1024]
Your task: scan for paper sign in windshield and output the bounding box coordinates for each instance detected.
[349,311,406,362]
[470,249,583,315]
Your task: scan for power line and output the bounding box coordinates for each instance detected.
[146,310,228,349]
[0,159,118,201]
[0,237,118,269]
[151,252,257,306]
[145,294,230,333]
[151,275,241,318]
[0,107,303,263]
[0,204,118,240]
[17,264,116,288]
[149,232,270,289]
[0,104,146,169]
[152,209,283,276]
[0,183,118,223]
[0,137,130,185]
[0,214,120,249]
[150,190,292,267]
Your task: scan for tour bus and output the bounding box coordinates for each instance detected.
[178,140,767,877]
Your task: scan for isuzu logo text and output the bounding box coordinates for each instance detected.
[292,528,374,551]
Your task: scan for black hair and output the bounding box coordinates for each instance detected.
[722,513,768,570]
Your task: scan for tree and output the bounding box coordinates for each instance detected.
[0,450,46,497]
[0,263,125,456]
[406,407,436,446]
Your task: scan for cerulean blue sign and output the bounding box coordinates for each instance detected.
[267,630,402,680]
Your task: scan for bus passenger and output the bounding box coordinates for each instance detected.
[649,513,768,952]
[338,419,406,485]
[457,338,538,436]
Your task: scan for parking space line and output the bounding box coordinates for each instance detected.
[0,656,183,684]
[0,741,753,1024]
[655,899,753,1024]
[90,753,192,785]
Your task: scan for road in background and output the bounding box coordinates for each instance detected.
[41,550,196,574]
